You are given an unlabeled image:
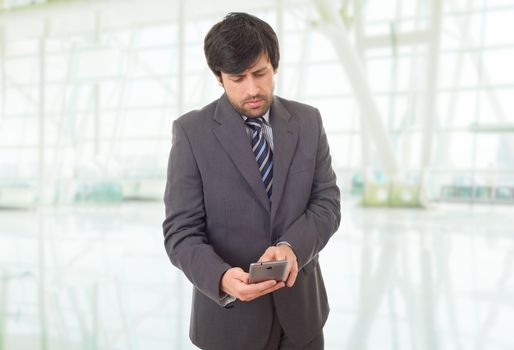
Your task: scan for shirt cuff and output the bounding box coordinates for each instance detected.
[276,241,292,248]
[220,293,237,307]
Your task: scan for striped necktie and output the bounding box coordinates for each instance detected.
[245,117,273,202]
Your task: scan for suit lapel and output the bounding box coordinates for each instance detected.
[212,94,271,213]
[270,97,299,221]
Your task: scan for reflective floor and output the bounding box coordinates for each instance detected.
[1,201,513,349]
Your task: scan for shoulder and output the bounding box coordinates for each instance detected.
[275,96,319,117]
[175,98,218,128]
[274,96,321,128]
[274,96,322,131]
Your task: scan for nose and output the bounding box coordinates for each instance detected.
[246,76,260,97]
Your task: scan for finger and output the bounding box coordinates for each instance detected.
[238,280,277,301]
[258,281,285,296]
[232,270,249,283]
[281,256,295,281]
[237,280,275,299]
[247,281,285,301]
[230,276,251,293]
[229,267,245,276]
[229,269,249,283]
[286,262,298,287]
[252,279,277,292]
[284,259,293,277]
[240,273,249,284]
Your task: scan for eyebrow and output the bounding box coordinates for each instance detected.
[252,67,268,74]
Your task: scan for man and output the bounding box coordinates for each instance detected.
[163,12,340,350]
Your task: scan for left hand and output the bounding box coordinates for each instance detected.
[258,245,298,288]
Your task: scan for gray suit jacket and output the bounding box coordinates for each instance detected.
[163,94,341,350]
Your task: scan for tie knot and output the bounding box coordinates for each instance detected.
[245,117,265,131]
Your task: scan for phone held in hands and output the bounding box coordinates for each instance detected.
[248,260,288,284]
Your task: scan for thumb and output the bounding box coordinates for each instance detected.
[230,268,249,282]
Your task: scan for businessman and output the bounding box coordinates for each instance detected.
[163,12,341,350]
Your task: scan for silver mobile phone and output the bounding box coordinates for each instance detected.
[248,260,288,284]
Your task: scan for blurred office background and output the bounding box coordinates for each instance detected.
[1,0,513,349]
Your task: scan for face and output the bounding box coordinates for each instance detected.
[218,54,276,118]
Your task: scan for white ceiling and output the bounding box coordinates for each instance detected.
[0,0,311,41]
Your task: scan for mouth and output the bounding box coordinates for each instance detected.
[245,99,264,108]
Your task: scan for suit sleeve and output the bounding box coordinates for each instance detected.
[278,110,341,269]
[162,120,232,305]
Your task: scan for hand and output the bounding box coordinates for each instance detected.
[220,267,285,302]
[258,245,298,288]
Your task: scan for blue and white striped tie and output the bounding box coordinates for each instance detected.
[245,117,273,202]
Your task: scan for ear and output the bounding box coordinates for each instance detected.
[216,75,224,87]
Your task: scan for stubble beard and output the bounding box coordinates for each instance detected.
[231,93,273,118]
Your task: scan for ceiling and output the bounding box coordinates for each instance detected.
[0,0,312,41]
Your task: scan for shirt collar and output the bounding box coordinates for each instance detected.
[241,109,270,125]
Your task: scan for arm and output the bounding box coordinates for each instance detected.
[262,110,341,273]
[162,120,231,305]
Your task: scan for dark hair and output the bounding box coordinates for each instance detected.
[204,12,280,78]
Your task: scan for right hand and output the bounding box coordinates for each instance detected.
[220,267,285,302]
